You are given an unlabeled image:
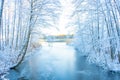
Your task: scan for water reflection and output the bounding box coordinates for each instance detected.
[6,42,120,80]
[75,50,120,80]
[29,42,76,80]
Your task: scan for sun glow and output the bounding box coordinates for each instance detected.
[42,0,75,35]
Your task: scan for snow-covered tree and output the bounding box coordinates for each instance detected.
[0,0,61,73]
[73,0,120,71]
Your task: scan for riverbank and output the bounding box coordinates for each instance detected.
[4,42,120,80]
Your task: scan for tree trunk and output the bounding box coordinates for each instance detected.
[11,0,34,69]
[0,0,4,50]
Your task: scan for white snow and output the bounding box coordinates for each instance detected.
[0,49,19,74]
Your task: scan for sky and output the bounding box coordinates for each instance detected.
[41,0,75,35]
[58,0,75,34]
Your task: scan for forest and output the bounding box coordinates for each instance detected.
[0,0,120,80]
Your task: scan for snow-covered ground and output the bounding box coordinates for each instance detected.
[0,48,20,80]
[0,49,19,75]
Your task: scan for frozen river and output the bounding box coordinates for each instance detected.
[6,42,120,80]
